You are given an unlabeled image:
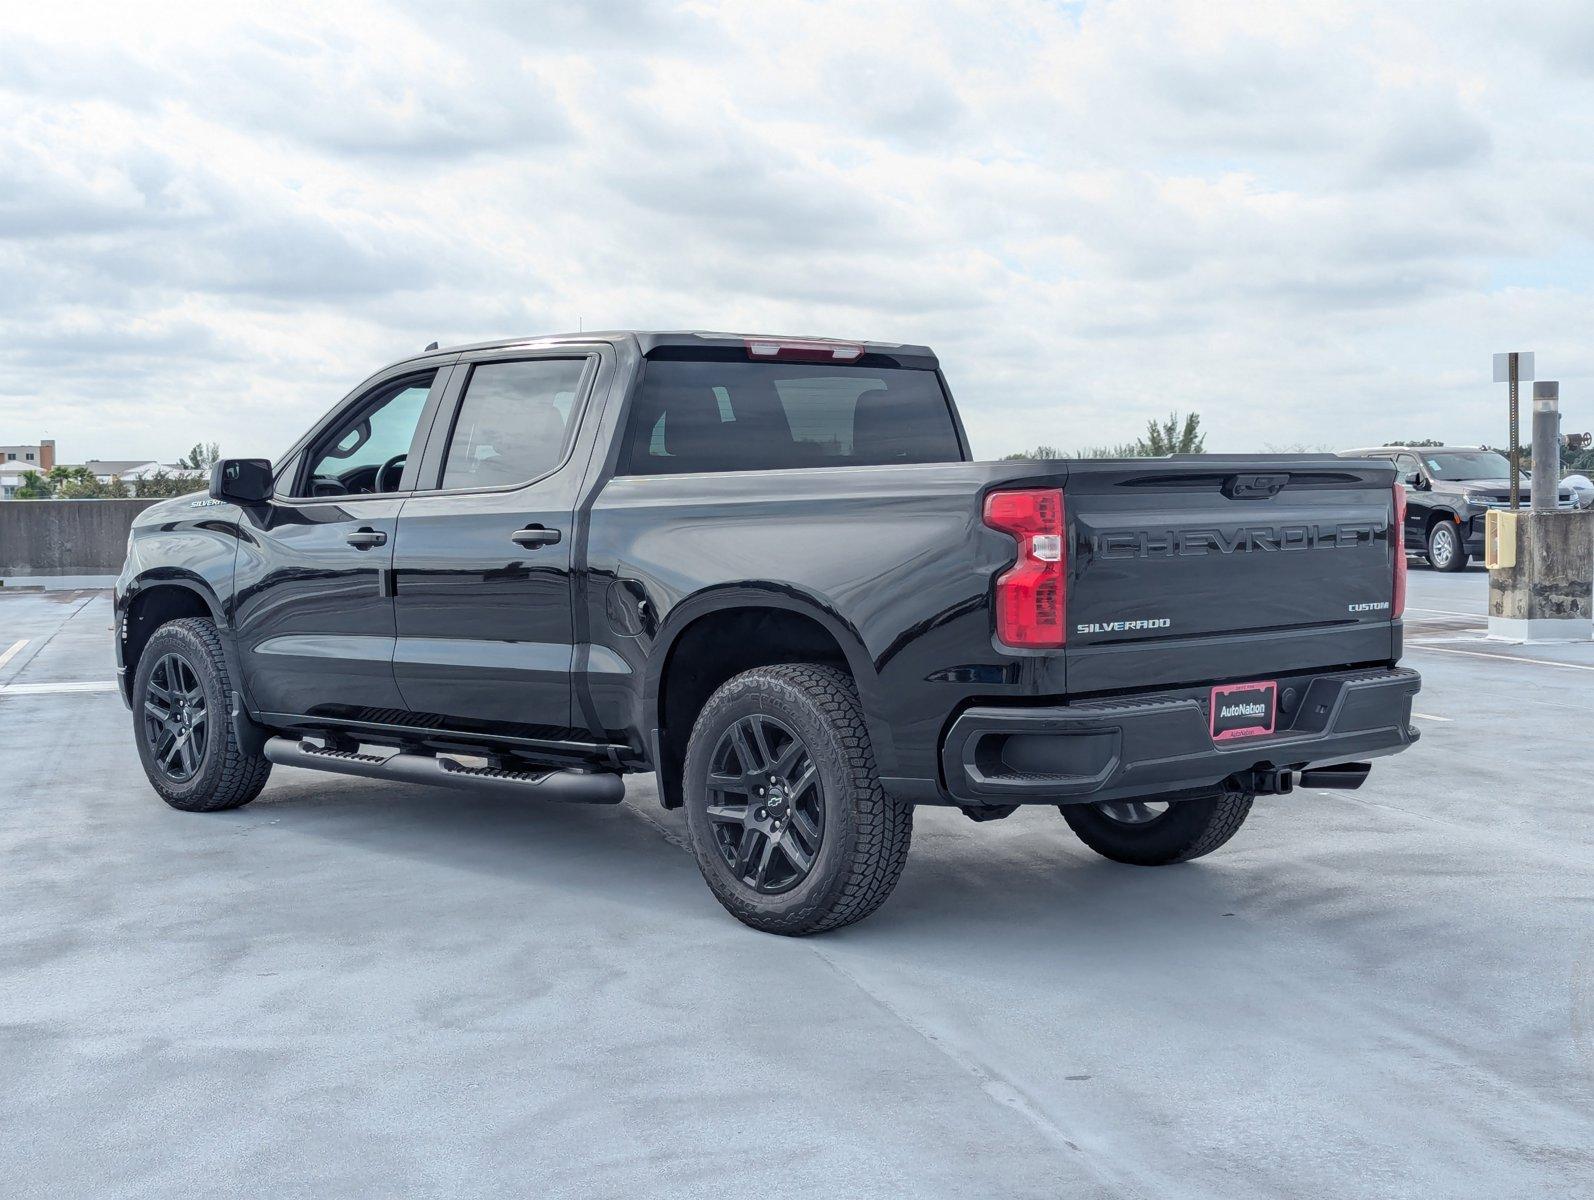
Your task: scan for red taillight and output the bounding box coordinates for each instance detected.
[983,488,1066,648]
[744,337,865,363]
[1392,482,1407,619]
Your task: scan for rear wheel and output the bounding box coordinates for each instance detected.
[1426,520,1469,571]
[683,664,912,935]
[1061,791,1252,865]
[132,618,271,812]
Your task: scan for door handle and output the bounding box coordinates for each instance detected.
[511,526,562,549]
[345,528,388,550]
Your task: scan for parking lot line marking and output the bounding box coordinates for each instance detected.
[0,680,119,695]
[0,640,27,671]
[1405,606,1486,619]
[1412,712,1452,721]
[1406,643,1594,672]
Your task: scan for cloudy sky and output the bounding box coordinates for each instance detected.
[3,0,1592,464]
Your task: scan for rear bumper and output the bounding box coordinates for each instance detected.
[941,666,1420,806]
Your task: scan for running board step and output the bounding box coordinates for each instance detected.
[263,737,625,804]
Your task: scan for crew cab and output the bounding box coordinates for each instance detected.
[116,331,1421,934]
[1344,444,1578,571]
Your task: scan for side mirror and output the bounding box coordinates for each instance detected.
[1404,471,1423,488]
[210,458,274,504]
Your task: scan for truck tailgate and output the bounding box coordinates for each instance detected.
[1061,458,1399,693]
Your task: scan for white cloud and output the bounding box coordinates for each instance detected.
[2,0,1592,461]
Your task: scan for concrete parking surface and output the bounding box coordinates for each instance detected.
[1,569,1590,1198]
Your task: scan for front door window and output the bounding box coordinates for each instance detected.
[301,375,435,498]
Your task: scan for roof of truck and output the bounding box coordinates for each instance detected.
[415,330,938,361]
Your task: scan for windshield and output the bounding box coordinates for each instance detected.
[1423,451,1513,481]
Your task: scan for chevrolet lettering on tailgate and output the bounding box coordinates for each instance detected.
[1093,521,1383,559]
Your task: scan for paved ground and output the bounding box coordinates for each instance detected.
[1,567,1590,1199]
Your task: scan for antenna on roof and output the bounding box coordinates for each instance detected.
[424,341,439,352]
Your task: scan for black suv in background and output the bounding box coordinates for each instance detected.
[1342,444,1577,571]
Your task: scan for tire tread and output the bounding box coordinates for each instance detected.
[135,618,271,812]
[686,664,911,935]
[1062,789,1253,866]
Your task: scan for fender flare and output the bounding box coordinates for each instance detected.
[121,570,225,624]
[119,572,247,710]
[643,582,899,777]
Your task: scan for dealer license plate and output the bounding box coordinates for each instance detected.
[1210,681,1277,741]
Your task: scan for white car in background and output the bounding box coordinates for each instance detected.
[1563,473,1594,509]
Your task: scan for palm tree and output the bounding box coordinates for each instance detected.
[14,469,52,499]
[177,442,221,471]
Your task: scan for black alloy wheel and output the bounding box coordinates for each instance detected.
[1094,799,1171,825]
[131,617,271,811]
[1061,790,1254,865]
[682,664,913,935]
[703,713,825,894]
[142,652,210,782]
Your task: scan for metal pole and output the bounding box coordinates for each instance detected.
[1509,351,1520,509]
[1531,382,1560,513]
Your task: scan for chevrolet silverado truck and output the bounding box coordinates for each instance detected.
[116,331,1421,934]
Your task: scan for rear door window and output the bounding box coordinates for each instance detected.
[439,358,589,490]
[621,357,963,475]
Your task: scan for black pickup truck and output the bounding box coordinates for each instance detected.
[116,331,1420,934]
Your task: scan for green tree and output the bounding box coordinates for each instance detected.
[1003,411,1205,460]
[1519,442,1594,477]
[1136,411,1205,456]
[129,470,205,498]
[52,466,126,498]
[14,469,53,498]
[1003,443,1144,460]
[176,442,221,471]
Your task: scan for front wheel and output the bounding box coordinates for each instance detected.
[132,618,272,812]
[682,664,912,936]
[1426,520,1469,571]
[1061,791,1253,866]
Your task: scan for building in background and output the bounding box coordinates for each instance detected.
[1,440,55,467]
[0,441,56,498]
[0,442,202,499]
[80,460,177,484]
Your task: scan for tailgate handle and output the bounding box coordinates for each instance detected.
[1225,473,1289,499]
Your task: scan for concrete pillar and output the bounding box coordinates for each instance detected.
[1487,509,1594,641]
[1530,383,1560,513]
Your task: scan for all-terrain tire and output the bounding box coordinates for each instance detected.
[682,664,912,936]
[1061,791,1253,866]
[1426,519,1469,572]
[132,617,272,812]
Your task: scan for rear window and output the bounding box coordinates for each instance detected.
[620,357,963,475]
